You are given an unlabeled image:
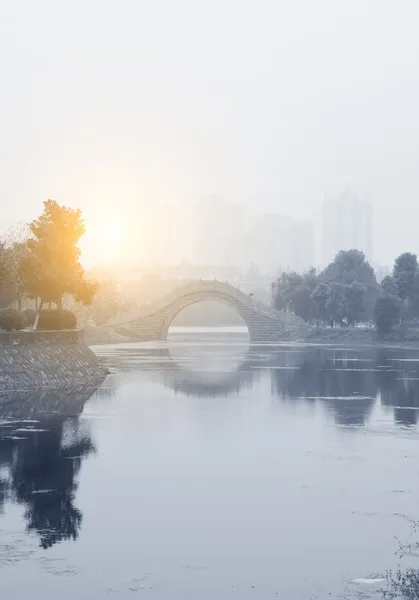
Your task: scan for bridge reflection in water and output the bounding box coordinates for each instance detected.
[97,340,419,428]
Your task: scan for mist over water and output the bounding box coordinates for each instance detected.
[1,331,419,598]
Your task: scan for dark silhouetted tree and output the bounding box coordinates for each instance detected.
[326,282,345,326]
[381,275,396,296]
[343,281,367,325]
[374,295,402,335]
[273,269,317,321]
[393,252,418,302]
[311,283,330,325]
[319,249,377,288]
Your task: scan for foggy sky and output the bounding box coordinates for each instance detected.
[1,0,418,266]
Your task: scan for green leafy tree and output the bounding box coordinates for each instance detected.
[325,282,345,326]
[19,200,97,328]
[393,252,418,301]
[374,295,402,335]
[311,283,330,325]
[343,282,367,325]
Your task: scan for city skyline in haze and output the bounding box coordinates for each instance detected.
[1,1,418,267]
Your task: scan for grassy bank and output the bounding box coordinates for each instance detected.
[307,325,419,345]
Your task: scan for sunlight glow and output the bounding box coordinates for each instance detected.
[100,221,122,246]
[82,217,124,268]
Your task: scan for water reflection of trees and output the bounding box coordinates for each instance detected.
[376,349,419,426]
[0,386,96,548]
[153,343,419,423]
[273,346,419,426]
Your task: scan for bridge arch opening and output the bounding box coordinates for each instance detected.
[167,300,250,342]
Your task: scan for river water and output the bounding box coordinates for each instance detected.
[1,329,419,599]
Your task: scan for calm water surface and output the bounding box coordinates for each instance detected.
[1,329,419,599]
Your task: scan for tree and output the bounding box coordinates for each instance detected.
[0,224,31,309]
[273,269,317,321]
[318,249,379,320]
[381,275,396,296]
[19,200,97,328]
[0,245,12,307]
[393,252,418,301]
[273,272,303,312]
[374,295,402,335]
[408,271,419,320]
[343,282,367,325]
[86,278,121,325]
[292,285,314,322]
[325,282,345,326]
[319,249,377,288]
[311,283,330,325]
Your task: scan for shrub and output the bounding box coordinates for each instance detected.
[384,567,419,599]
[37,309,77,330]
[22,308,36,326]
[0,308,28,331]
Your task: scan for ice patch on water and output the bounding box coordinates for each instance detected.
[297,396,375,400]
[14,428,48,433]
[352,578,385,584]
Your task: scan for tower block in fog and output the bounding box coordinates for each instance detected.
[321,189,372,267]
[106,280,307,342]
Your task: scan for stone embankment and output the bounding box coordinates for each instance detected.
[0,330,108,391]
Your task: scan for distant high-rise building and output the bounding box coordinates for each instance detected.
[321,189,372,267]
[244,214,314,276]
[293,218,315,273]
[193,195,244,267]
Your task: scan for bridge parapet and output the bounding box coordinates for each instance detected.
[105,279,307,342]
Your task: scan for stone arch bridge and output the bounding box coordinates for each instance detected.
[107,280,306,342]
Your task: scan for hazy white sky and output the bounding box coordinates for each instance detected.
[1,0,418,266]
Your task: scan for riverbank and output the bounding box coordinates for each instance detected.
[307,325,419,345]
[83,321,419,348]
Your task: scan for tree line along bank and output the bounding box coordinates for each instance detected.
[272,249,418,337]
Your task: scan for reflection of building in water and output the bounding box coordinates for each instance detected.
[0,386,97,548]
